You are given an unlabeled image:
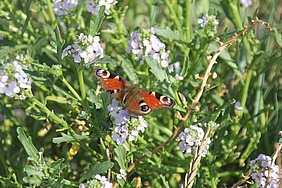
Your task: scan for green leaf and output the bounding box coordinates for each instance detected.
[52,132,88,144]
[79,162,114,183]
[90,6,106,36]
[150,3,159,26]
[50,159,65,174]
[22,176,42,186]
[87,89,102,108]
[160,175,170,188]
[145,56,168,82]
[24,165,45,178]
[118,54,139,83]
[86,56,116,67]
[200,99,236,123]
[141,148,152,156]
[114,145,127,170]
[155,28,181,41]
[17,127,39,162]
[273,27,282,48]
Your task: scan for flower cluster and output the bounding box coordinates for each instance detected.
[0,59,32,100]
[168,61,184,80]
[62,33,103,66]
[95,174,113,188]
[178,122,211,157]
[53,0,78,16]
[249,154,280,188]
[126,28,170,67]
[53,0,117,16]
[197,13,219,38]
[87,0,118,15]
[198,14,219,28]
[108,99,148,145]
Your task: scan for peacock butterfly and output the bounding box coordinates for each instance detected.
[94,68,175,116]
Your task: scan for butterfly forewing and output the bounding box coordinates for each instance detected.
[141,91,174,110]
[94,69,130,90]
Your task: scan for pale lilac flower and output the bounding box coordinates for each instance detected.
[178,124,211,157]
[126,31,141,52]
[112,125,129,145]
[198,14,219,28]
[62,34,103,65]
[79,184,87,188]
[53,0,78,16]
[62,45,72,58]
[235,101,243,110]
[279,138,282,144]
[249,154,280,188]
[117,168,127,179]
[198,14,208,27]
[86,0,100,15]
[0,60,32,99]
[150,27,156,34]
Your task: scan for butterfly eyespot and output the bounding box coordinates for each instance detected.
[108,89,119,94]
[160,96,174,106]
[139,102,152,113]
[96,69,111,79]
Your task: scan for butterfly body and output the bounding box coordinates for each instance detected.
[94,68,174,116]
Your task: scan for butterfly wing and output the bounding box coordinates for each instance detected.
[141,90,175,110]
[125,90,174,116]
[94,68,130,100]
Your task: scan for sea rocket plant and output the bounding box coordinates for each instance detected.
[62,33,103,66]
[0,59,32,100]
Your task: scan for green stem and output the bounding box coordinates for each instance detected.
[24,90,69,129]
[240,68,252,107]
[163,0,182,33]
[111,7,127,48]
[185,0,192,41]
[61,76,82,101]
[77,67,88,108]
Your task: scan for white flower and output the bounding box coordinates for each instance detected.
[117,169,127,179]
[129,129,139,141]
[80,46,96,64]
[240,0,252,8]
[137,116,148,133]
[143,35,165,55]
